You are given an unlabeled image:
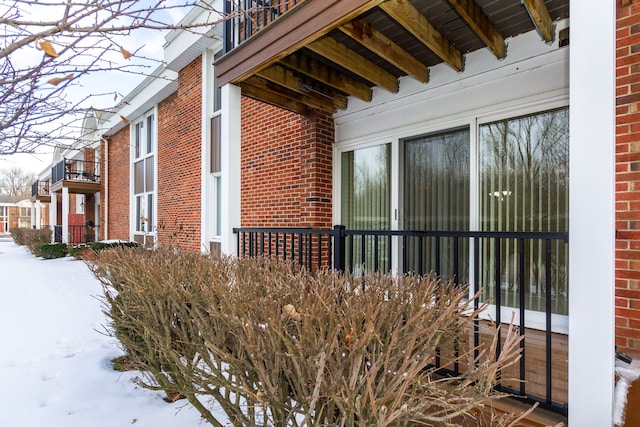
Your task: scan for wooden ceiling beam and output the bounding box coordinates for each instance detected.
[379,0,463,72]
[445,0,506,59]
[339,19,429,83]
[280,52,372,102]
[307,37,399,93]
[244,75,335,114]
[240,80,311,115]
[522,0,554,43]
[257,64,348,110]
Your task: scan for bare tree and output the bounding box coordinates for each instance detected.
[0,166,37,197]
[1,0,232,155]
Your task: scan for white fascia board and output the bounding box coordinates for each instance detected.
[102,67,179,137]
[37,167,51,180]
[163,1,223,72]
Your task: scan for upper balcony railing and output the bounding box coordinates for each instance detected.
[223,0,304,53]
[51,158,100,185]
[31,180,50,198]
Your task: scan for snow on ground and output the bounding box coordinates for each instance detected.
[614,358,640,426]
[0,239,220,427]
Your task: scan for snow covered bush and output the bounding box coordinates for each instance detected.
[91,248,527,427]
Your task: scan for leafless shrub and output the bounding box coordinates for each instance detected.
[90,248,529,426]
[10,227,51,254]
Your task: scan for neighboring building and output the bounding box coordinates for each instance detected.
[29,112,101,244]
[31,0,639,424]
[0,196,46,232]
[0,196,23,232]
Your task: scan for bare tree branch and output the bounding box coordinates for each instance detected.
[0,0,236,155]
[0,165,37,196]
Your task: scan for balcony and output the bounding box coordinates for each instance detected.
[216,0,569,114]
[31,180,51,202]
[50,158,101,194]
[234,226,569,417]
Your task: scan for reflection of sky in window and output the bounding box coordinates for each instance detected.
[354,145,387,180]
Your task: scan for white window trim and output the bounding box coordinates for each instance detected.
[201,48,225,252]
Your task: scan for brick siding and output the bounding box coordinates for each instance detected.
[101,125,130,241]
[241,98,334,229]
[156,55,203,251]
[616,0,640,355]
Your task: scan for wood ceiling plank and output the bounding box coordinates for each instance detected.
[240,80,311,115]
[244,75,335,114]
[307,37,399,93]
[522,0,554,43]
[445,0,506,59]
[257,64,348,110]
[280,53,372,102]
[379,0,463,72]
[340,19,429,83]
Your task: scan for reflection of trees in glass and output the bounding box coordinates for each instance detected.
[479,107,569,315]
[341,144,391,272]
[403,127,470,281]
[480,108,569,232]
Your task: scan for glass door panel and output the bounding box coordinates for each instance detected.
[341,144,391,273]
[403,127,470,282]
[479,108,569,315]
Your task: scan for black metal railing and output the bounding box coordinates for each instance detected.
[68,225,98,245]
[234,225,569,415]
[223,0,303,53]
[31,181,50,197]
[53,225,63,243]
[52,225,99,245]
[52,158,100,184]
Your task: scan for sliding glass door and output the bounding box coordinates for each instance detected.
[338,106,569,322]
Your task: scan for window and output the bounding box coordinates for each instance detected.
[132,110,156,243]
[210,115,222,238]
[210,51,223,243]
[0,206,8,232]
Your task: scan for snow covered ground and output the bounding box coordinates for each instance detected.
[0,239,214,427]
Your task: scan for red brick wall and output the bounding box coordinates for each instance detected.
[102,125,130,241]
[156,55,202,252]
[616,0,640,355]
[241,98,334,229]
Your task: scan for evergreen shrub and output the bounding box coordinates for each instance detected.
[69,241,138,260]
[38,242,68,259]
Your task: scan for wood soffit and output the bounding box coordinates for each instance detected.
[214,0,569,115]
